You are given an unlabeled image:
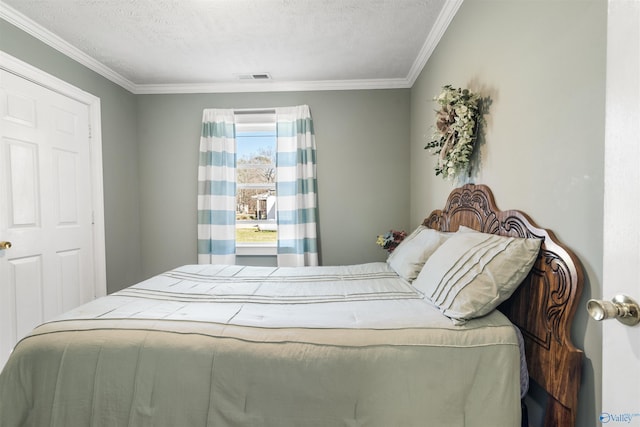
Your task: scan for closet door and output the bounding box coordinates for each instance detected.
[0,70,95,368]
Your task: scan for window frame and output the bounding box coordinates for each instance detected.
[234,111,278,256]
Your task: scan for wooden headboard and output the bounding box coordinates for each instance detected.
[423,184,583,427]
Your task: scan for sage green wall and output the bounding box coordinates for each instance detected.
[136,90,411,278]
[409,1,606,426]
[1,20,143,294]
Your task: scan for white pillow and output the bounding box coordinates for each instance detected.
[413,229,541,323]
[386,226,424,265]
[387,227,448,282]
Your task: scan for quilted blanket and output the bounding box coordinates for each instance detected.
[0,263,521,426]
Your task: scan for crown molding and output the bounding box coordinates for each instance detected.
[133,77,413,95]
[1,0,462,95]
[406,0,464,86]
[0,1,137,92]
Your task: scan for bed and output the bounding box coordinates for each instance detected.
[0,184,583,427]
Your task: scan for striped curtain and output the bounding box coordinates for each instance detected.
[197,109,236,264]
[275,105,319,266]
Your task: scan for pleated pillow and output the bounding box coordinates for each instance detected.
[413,229,541,323]
[387,227,448,282]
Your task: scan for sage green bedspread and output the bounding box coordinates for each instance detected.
[0,263,521,426]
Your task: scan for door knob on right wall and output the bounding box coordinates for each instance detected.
[587,295,640,326]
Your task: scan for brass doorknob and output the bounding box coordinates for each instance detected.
[0,241,11,250]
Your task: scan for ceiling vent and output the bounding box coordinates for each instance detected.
[236,73,272,80]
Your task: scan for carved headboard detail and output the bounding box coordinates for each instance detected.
[423,184,584,427]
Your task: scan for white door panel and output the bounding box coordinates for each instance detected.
[6,139,39,227]
[11,256,43,340]
[602,2,640,425]
[0,69,95,368]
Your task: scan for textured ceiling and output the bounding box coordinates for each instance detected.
[0,0,460,93]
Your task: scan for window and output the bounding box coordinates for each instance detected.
[235,112,277,254]
[198,105,317,266]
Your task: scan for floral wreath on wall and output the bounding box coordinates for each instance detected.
[424,85,482,180]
